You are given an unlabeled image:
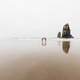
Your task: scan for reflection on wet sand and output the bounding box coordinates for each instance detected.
[0,39,80,80]
[41,41,47,46]
[62,41,70,54]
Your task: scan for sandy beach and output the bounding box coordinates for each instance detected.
[0,38,80,80]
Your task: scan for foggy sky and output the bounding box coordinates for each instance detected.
[0,0,80,38]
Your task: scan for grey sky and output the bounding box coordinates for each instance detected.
[0,0,80,38]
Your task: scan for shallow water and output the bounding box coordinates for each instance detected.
[0,39,80,80]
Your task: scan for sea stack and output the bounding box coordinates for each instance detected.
[57,23,73,38]
[57,32,61,38]
[62,23,73,38]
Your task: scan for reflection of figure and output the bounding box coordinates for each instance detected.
[62,41,70,54]
[57,23,74,38]
[41,37,47,46]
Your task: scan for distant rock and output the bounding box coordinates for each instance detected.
[57,23,73,38]
[57,32,61,38]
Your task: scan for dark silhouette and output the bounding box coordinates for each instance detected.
[62,24,73,38]
[57,32,61,38]
[57,23,73,38]
[62,41,70,54]
[41,37,47,46]
[41,37,47,42]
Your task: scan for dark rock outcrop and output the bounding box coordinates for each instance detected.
[57,32,61,38]
[57,23,73,38]
[62,24,73,38]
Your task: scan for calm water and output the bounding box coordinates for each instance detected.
[0,39,80,80]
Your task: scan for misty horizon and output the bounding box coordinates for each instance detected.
[0,0,80,38]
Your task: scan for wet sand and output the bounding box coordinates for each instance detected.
[0,39,80,80]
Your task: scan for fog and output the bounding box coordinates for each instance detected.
[0,0,80,38]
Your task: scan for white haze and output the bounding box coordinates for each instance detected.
[0,0,80,38]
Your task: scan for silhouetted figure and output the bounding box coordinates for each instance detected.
[41,37,47,46]
[42,37,47,42]
[57,32,61,38]
[62,41,70,54]
[62,24,73,38]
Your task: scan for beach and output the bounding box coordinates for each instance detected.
[0,38,80,80]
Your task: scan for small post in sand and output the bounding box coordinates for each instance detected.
[41,37,47,46]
